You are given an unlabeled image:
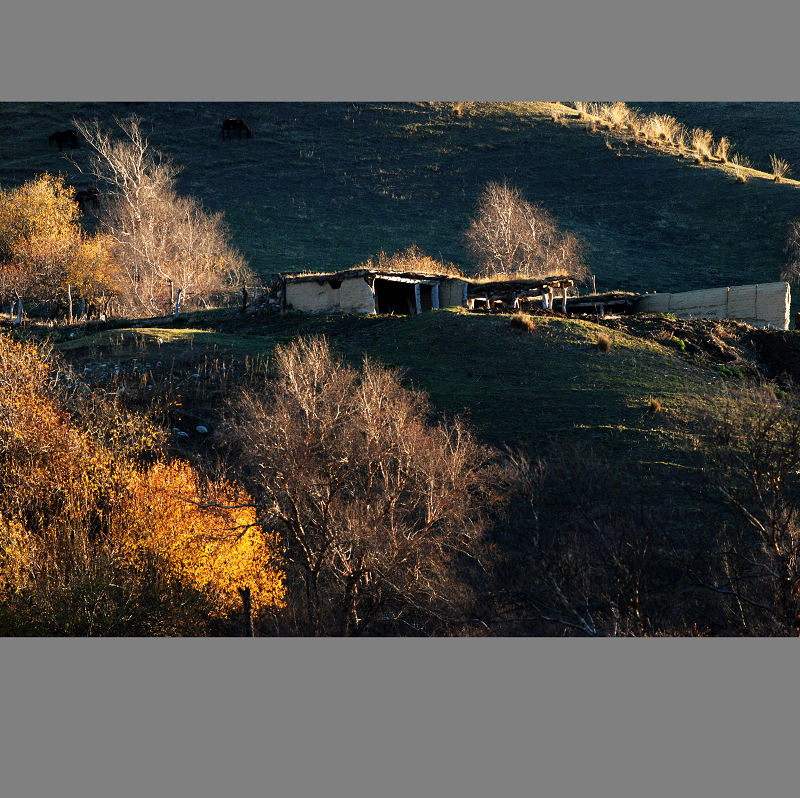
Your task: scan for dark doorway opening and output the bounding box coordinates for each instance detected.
[419,284,433,312]
[374,279,417,315]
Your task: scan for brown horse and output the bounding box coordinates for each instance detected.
[222,118,253,139]
[48,129,79,150]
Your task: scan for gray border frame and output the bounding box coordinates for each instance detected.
[2,2,799,797]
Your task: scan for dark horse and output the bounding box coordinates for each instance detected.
[75,188,99,212]
[222,118,253,139]
[48,129,79,150]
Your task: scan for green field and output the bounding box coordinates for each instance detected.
[2,100,799,295]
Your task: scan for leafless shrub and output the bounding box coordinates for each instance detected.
[463,180,589,283]
[228,336,500,635]
[697,382,800,634]
[495,447,690,636]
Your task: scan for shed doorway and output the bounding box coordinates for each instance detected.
[374,278,417,315]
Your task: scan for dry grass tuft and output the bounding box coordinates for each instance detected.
[714,136,732,163]
[596,333,612,353]
[770,154,792,182]
[731,153,750,182]
[691,128,714,161]
[359,245,465,278]
[574,101,589,119]
[508,312,537,333]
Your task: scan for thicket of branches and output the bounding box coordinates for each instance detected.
[463,180,588,283]
[0,335,283,635]
[227,336,500,636]
[73,115,252,316]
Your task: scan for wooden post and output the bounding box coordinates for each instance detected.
[432,283,440,310]
[238,586,254,637]
[414,283,422,314]
[562,284,568,313]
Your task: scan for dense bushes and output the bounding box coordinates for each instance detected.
[0,334,283,635]
[228,336,500,636]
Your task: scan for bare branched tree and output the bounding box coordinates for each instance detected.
[781,217,800,284]
[463,180,588,282]
[698,382,800,634]
[228,336,499,636]
[495,447,687,636]
[73,115,250,315]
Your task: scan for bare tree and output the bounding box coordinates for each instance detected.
[463,180,588,282]
[73,115,250,315]
[782,217,800,284]
[697,382,800,634]
[228,336,498,636]
[495,446,689,636]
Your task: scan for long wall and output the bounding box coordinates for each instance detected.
[633,282,790,330]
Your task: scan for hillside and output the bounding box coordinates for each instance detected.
[2,101,799,298]
[43,306,762,479]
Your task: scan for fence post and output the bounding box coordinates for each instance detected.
[238,586,254,637]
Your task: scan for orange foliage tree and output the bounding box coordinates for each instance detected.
[0,173,81,314]
[0,335,283,634]
[121,460,284,619]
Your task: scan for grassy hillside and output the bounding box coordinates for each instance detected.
[49,307,719,491]
[2,101,799,297]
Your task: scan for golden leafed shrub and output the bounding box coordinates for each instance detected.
[121,460,285,617]
[0,335,283,632]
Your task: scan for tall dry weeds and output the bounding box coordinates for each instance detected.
[770,154,792,182]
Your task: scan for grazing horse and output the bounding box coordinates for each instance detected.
[222,118,253,139]
[48,129,79,150]
[75,188,99,212]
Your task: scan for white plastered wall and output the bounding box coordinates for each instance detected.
[285,277,376,314]
[633,282,790,330]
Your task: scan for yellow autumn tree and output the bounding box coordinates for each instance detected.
[65,232,123,320]
[0,335,283,634]
[0,173,82,313]
[121,461,284,618]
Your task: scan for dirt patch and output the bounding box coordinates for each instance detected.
[569,312,785,379]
